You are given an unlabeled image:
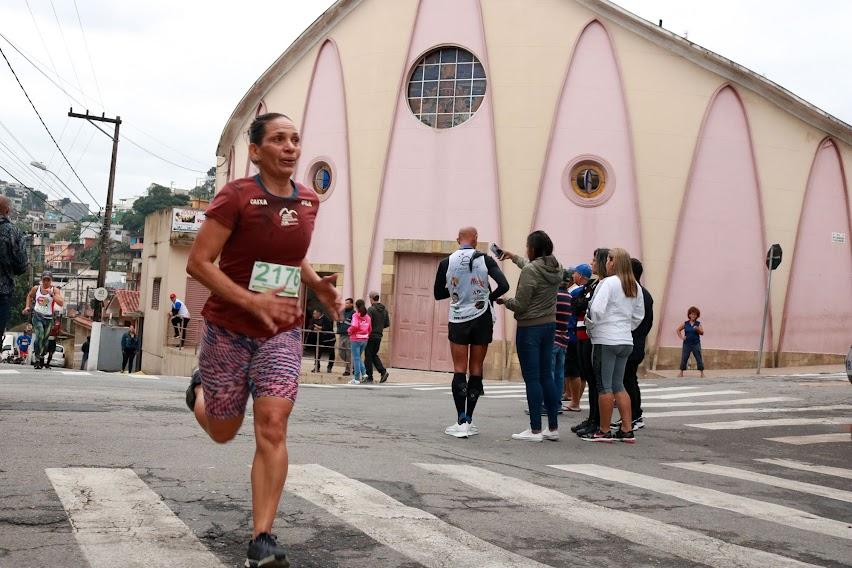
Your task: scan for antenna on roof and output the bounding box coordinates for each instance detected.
[658,19,663,27]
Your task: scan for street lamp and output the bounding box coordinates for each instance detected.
[29,161,78,202]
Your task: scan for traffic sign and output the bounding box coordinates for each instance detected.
[93,287,108,301]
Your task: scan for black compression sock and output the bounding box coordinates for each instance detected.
[451,372,468,423]
[466,375,483,422]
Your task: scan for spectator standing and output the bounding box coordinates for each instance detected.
[365,292,390,383]
[169,293,191,348]
[553,268,574,412]
[0,196,28,338]
[347,299,371,384]
[16,326,32,362]
[496,230,563,442]
[337,298,355,376]
[80,335,90,370]
[44,313,62,368]
[308,309,335,373]
[564,265,587,412]
[121,327,140,373]
[615,258,653,431]
[677,307,704,377]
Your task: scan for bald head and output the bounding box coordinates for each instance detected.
[0,196,10,217]
[457,226,478,247]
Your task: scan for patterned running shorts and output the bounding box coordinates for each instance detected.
[198,321,301,419]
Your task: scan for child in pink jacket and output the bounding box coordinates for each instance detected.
[348,299,371,384]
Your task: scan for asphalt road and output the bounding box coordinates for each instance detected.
[1,366,850,568]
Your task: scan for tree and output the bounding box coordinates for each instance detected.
[75,240,130,270]
[54,224,81,243]
[23,190,48,212]
[189,166,216,201]
[122,184,189,235]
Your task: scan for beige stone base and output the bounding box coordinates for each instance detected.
[654,346,772,370]
[776,351,846,367]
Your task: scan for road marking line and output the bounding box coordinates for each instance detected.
[644,404,851,418]
[419,385,528,391]
[755,458,852,480]
[637,386,701,393]
[61,371,91,375]
[551,464,851,541]
[417,464,816,568]
[643,397,797,408]
[287,464,549,568]
[0,369,20,374]
[644,390,746,399]
[766,433,850,445]
[686,417,852,430]
[666,462,852,503]
[45,467,225,568]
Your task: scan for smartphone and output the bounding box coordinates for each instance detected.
[490,243,504,258]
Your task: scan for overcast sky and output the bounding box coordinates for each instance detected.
[1,0,849,213]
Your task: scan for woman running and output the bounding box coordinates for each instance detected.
[185,112,342,568]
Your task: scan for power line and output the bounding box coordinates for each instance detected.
[0,44,102,208]
[0,128,74,202]
[0,161,83,223]
[0,32,210,174]
[48,0,84,94]
[72,0,105,109]
[24,0,60,79]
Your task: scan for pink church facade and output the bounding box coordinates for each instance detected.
[215,0,851,374]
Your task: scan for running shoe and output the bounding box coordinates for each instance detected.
[467,423,479,436]
[362,378,374,384]
[570,419,590,433]
[380,371,389,383]
[632,417,646,430]
[245,532,289,568]
[542,428,559,441]
[610,418,623,429]
[511,429,543,442]
[348,378,361,385]
[185,369,202,412]
[575,423,599,437]
[444,422,465,436]
[614,429,636,443]
[580,430,613,443]
[450,422,471,438]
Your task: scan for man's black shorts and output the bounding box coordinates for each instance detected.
[448,310,493,346]
[564,341,581,377]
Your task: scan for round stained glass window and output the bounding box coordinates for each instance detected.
[313,165,332,194]
[562,156,615,208]
[407,46,486,129]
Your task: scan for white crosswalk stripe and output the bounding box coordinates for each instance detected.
[755,458,852,480]
[551,464,852,541]
[766,433,850,445]
[665,462,852,503]
[686,417,852,430]
[46,468,225,568]
[287,464,551,568]
[417,463,818,568]
[644,404,851,418]
[60,371,91,375]
[0,369,20,374]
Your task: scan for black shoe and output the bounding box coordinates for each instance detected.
[581,430,614,443]
[570,419,590,433]
[576,423,598,437]
[362,378,374,384]
[185,369,202,412]
[245,532,289,568]
[342,371,351,376]
[380,371,389,383]
[614,429,636,443]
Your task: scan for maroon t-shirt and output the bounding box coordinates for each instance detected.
[201,175,319,338]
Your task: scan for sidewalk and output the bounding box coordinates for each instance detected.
[647,363,846,380]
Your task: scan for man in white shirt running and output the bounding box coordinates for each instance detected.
[433,227,509,438]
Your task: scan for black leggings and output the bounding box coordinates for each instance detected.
[121,349,136,372]
[578,339,598,426]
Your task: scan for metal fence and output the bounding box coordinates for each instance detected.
[302,329,352,372]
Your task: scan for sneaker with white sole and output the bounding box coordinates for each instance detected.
[467,423,479,436]
[542,428,559,441]
[610,418,623,429]
[445,422,470,438]
[348,378,361,385]
[511,429,543,442]
[632,417,645,430]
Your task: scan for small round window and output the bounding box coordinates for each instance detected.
[407,46,486,129]
[562,157,614,207]
[307,161,334,199]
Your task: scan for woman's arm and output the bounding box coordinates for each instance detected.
[695,322,704,335]
[502,267,533,313]
[588,278,612,323]
[676,323,685,340]
[187,217,302,334]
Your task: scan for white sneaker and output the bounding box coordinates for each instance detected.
[467,423,479,436]
[511,429,543,442]
[445,422,470,438]
[348,378,361,385]
[542,428,559,441]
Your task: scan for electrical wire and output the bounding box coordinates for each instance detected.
[71,0,105,109]
[0,162,82,223]
[0,44,102,208]
[24,0,60,79]
[48,0,84,94]
[0,32,210,174]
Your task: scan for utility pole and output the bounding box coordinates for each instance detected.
[68,109,121,322]
[26,231,36,286]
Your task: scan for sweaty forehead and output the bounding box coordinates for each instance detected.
[265,118,298,137]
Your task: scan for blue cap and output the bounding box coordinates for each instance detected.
[575,263,592,279]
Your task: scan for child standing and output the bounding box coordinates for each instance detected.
[676,306,704,377]
[347,299,371,384]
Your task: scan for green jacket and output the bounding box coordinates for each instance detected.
[504,255,563,326]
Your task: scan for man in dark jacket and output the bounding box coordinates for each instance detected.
[308,309,335,373]
[365,292,390,383]
[337,298,355,376]
[0,196,28,338]
[121,327,140,373]
[618,258,654,431]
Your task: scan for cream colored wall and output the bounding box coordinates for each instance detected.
[139,209,192,374]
